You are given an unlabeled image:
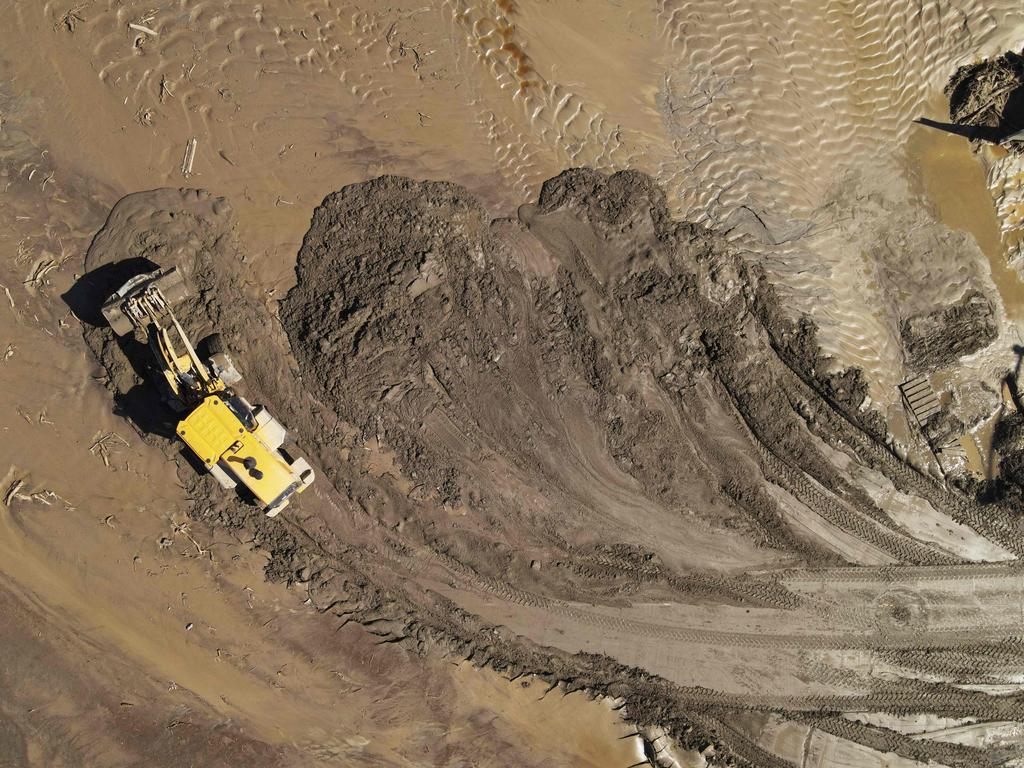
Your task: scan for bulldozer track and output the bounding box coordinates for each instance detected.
[802,714,995,768]
[773,362,1024,558]
[709,370,962,566]
[778,561,1024,586]
[445,566,1023,651]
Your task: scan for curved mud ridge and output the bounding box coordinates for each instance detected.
[82,173,1024,767]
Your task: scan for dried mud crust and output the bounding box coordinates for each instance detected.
[900,289,997,372]
[78,177,1020,768]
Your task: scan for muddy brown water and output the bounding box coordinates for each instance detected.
[907,113,1024,323]
[906,99,1024,477]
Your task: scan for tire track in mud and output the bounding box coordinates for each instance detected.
[445,569,1024,653]
[745,285,1022,559]
[754,439,954,567]
[780,562,1024,586]
[274,169,1024,758]
[707,367,964,567]
[681,680,1024,720]
[799,714,997,768]
[879,639,1024,684]
[688,711,797,768]
[771,357,1024,559]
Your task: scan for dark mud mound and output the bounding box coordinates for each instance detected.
[900,289,997,372]
[947,50,1024,144]
[283,174,795,576]
[281,175,514,502]
[282,169,971,582]
[994,412,1024,497]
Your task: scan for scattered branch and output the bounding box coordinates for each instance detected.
[90,431,130,467]
[55,5,87,33]
[3,476,74,510]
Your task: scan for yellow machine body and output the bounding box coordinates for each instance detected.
[177,396,308,511]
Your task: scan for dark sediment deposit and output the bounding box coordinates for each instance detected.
[900,289,998,372]
[77,171,1024,767]
[947,49,1024,144]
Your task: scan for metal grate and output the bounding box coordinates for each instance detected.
[899,376,940,427]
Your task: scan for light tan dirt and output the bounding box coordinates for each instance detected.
[5,2,1024,768]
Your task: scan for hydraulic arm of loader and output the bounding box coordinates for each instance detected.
[101,267,221,404]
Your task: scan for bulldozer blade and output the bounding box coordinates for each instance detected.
[101,302,136,336]
[100,266,188,335]
[151,267,187,305]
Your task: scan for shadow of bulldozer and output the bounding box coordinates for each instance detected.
[62,257,182,441]
[918,53,1024,146]
[913,117,1009,143]
[63,257,157,327]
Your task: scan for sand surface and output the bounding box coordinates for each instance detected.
[5,2,1024,767]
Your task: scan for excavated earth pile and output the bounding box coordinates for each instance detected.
[947,49,1024,144]
[79,172,1024,767]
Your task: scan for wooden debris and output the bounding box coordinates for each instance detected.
[173,521,209,557]
[90,431,130,467]
[128,22,158,36]
[3,478,25,507]
[181,137,197,177]
[159,74,175,102]
[23,257,61,288]
[1,478,71,510]
[55,6,86,33]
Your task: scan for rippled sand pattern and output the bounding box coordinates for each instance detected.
[56,1,1024,403]
[654,1,1024,399]
[433,0,1024,404]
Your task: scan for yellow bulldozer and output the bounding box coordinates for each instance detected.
[101,266,314,516]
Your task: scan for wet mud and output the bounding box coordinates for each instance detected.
[8,2,1024,765]
[75,171,1024,766]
